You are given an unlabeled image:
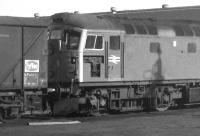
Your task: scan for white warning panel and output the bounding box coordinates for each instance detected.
[24,60,39,72]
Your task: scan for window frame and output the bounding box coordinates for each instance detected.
[49,29,81,51]
[110,35,121,50]
[173,25,184,36]
[187,42,197,53]
[182,26,194,36]
[135,24,147,35]
[146,25,158,35]
[123,24,135,34]
[84,34,104,50]
[65,30,81,50]
[150,42,161,53]
[192,26,200,37]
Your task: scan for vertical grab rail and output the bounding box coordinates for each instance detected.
[105,41,108,78]
[120,42,124,78]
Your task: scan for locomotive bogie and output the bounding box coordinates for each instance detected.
[71,84,184,113]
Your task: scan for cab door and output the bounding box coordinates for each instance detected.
[105,35,124,80]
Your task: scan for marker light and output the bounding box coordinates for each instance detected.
[173,41,177,47]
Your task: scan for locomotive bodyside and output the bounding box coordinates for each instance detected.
[124,36,200,81]
[80,22,200,84]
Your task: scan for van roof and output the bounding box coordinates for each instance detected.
[0,16,50,27]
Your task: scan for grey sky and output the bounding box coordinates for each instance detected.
[1,0,200,17]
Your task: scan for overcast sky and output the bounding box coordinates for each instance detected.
[1,0,200,17]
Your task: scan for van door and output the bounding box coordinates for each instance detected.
[105,35,124,80]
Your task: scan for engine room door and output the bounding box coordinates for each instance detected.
[105,35,124,80]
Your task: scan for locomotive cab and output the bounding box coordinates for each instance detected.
[48,25,125,90]
[48,28,82,88]
[47,20,126,114]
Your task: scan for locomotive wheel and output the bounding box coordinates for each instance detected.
[155,87,171,111]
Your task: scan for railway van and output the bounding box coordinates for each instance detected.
[0,16,50,118]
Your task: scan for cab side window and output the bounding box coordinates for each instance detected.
[150,42,161,53]
[85,35,103,49]
[110,36,120,50]
[95,36,103,49]
[187,43,196,53]
[85,35,95,49]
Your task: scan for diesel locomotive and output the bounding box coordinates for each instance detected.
[2,6,200,118]
[47,7,200,114]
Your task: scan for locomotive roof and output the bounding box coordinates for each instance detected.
[51,13,124,30]
[0,16,50,27]
[92,5,200,22]
[52,5,200,31]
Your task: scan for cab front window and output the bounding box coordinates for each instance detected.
[49,29,81,50]
[65,30,80,50]
[49,30,63,40]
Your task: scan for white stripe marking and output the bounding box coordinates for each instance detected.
[28,121,81,126]
[79,29,87,82]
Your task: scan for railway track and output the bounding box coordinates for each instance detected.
[1,106,200,127]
